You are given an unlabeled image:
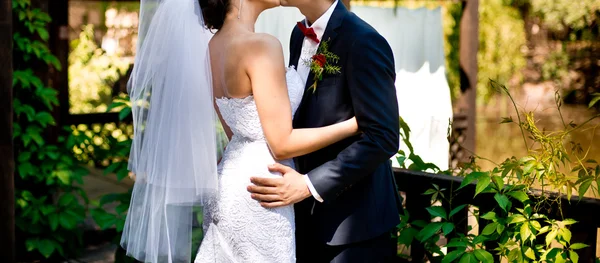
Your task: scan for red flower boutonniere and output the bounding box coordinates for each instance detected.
[304,40,341,93]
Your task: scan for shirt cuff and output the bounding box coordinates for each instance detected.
[303,174,324,202]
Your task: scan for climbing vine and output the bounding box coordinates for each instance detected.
[12,0,88,260]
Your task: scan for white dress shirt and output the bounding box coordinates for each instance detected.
[297,0,338,203]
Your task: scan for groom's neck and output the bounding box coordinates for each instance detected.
[300,0,336,25]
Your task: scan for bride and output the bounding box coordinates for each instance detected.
[120,0,358,262]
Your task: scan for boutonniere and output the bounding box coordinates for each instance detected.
[304,40,341,93]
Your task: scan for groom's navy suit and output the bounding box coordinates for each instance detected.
[290,1,401,262]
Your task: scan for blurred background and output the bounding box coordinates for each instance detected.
[2,0,599,262]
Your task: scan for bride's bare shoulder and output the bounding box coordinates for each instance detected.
[234,33,283,60]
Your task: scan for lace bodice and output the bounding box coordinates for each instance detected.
[215,67,305,141]
[195,67,304,263]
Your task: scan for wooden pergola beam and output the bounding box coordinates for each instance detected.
[0,0,15,262]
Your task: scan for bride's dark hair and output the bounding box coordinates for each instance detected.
[199,0,231,30]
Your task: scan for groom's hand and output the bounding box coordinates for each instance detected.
[247,163,311,208]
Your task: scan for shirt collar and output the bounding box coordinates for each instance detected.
[304,0,338,40]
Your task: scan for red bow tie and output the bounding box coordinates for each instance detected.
[297,22,320,44]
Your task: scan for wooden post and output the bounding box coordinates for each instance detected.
[48,0,69,129]
[0,0,15,262]
[455,0,479,158]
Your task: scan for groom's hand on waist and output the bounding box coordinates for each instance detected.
[247,163,311,208]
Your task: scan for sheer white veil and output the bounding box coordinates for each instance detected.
[120,0,221,262]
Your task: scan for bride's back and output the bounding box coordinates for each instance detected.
[209,25,256,99]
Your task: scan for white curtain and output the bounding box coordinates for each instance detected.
[353,6,452,170]
[256,6,452,171]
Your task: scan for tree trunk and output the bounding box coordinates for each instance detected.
[0,0,15,261]
[456,0,479,158]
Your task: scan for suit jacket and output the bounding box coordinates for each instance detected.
[290,1,401,247]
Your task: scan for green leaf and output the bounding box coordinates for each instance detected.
[397,227,418,245]
[91,209,117,230]
[520,222,532,241]
[38,239,55,258]
[500,116,513,124]
[412,220,428,228]
[530,220,542,230]
[497,223,505,234]
[35,112,55,127]
[45,54,62,70]
[524,246,536,260]
[474,249,494,262]
[481,222,498,236]
[116,218,126,232]
[59,212,77,229]
[475,175,491,197]
[481,211,497,221]
[116,168,129,181]
[559,228,572,244]
[570,243,589,250]
[442,222,454,236]
[18,151,31,162]
[119,106,132,120]
[458,172,488,190]
[417,222,443,242]
[442,250,465,263]
[449,204,468,218]
[446,240,468,248]
[104,162,120,175]
[458,252,477,263]
[17,162,35,178]
[55,170,71,185]
[426,206,447,220]
[106,101,128,112]
[491,175,504,190]
[538,225,551,235]
[48,213,58,231]
[36,27,49,41]
[546,229,558,246]
[58,193,76,206]
[570,250,579,263]
[423,189,437,195]
[25,238,38,252]
[508,248,522,262]
[494,193,511,212]
[507,191,529,203]
[27,130,44,146]
[579,179,592,198]
[544,248,561,260]
[589,94,600,108]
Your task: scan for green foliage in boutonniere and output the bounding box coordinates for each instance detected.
[304,40,341,93]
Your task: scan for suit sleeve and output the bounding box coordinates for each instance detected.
[306,32,399,201]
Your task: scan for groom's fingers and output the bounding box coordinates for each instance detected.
[250,193,282,202]
[268,163,293,174]
[247,185,278,194]
[260,201,287,208]
[250,177,281,187]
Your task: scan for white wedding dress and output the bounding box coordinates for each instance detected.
[195,67,305,263]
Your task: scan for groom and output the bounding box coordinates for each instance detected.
[249,0,400,262]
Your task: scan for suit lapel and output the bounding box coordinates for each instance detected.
[289,26,304,69]
[303,1,348,92]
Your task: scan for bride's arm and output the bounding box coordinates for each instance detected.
[247,35,358,160]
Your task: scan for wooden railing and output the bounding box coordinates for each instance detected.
[393,168,600,262]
